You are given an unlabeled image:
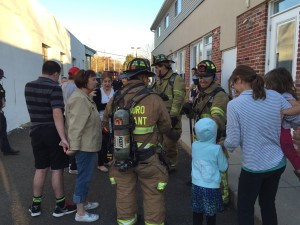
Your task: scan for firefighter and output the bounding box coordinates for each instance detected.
[103,58,174,225]
[152,54,186,171]
[182,59,230,206]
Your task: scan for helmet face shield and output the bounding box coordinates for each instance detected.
[197,60,216,78]
[197,64,207,73]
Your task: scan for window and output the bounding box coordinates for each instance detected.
[164,14,169,29]
[178,51,185,79]
[205,35,212,45]
[175,0,182,17]
[273,0,300,14]
[42,44,50,62]
[156,26,161,38]
[72,57,76,66]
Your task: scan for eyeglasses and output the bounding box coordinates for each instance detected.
[156,64,164,68]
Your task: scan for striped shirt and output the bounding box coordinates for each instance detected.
[25,77,64,128]
[224,89,300,171]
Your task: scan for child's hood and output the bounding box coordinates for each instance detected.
[194,118,217,143]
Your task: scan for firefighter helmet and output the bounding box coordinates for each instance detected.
[151,54,175,66]
[122,58,155,80]
[197,60,217,77]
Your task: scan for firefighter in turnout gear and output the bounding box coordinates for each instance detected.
[152,54,186,171]
[103,58,174,225]
[182,60,230,206]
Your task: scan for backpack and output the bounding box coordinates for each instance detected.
[110,85,157,171]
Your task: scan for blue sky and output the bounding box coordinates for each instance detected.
[38,0,164,58]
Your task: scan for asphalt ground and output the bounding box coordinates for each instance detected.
[0,126,239,225]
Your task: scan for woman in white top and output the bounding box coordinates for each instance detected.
[93,73,114,172]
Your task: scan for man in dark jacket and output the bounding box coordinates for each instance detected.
[0,68,19,155]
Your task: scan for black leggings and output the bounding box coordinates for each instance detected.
[193,212,216,225]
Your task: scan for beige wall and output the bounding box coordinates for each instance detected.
[153,0,265,55]
[0,0,75,131]
[0,0,71,61]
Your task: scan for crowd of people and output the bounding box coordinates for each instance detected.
[1,53,299,225]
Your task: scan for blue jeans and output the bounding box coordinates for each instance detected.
[73,151,97,204]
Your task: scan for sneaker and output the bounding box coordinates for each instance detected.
[75,212,99,222]
[69,168,78,174]
[84,202,99,210]
[97,166,108,172]
[29,204,41,217]
[52,203,77,217]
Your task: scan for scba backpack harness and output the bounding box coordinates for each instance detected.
[159,73,178,101]
[109,84,160,171]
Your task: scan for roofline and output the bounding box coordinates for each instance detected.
[84,45,97,55]
[150,0,174,31]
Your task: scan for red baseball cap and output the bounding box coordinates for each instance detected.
[68,67,80,76]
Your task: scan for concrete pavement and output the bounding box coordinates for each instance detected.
[1,124,240,225]
[179,115,300,225]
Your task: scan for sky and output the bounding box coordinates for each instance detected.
[38,0,164,59]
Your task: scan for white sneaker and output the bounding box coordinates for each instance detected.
[75,213,99,222]
[84,202,99,210]
[97,166,108,172]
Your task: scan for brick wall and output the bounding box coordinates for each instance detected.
[236,3,268,76]
[212,27,222,82]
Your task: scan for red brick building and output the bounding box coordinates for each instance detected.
[151,0,300,95]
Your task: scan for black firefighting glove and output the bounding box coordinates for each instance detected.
[170,116,179,128]
[181,102,192,115]
[165,128,181,141]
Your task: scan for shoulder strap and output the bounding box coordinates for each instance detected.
[210,86,225,98]
[125,87,157,151]
[125,88,156,110]
[112,83,145,112]
[169,73,177,88]
[193,86,226,117]
[161,73,178,97]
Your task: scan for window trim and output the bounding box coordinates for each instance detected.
[175,0,182,17]
[164,14,169,29]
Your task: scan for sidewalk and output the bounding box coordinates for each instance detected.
[180,115,300,225]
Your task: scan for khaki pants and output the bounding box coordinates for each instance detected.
[109,154,168,224]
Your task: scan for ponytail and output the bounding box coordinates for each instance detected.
[251,75,266,100]
[231,65,266,100]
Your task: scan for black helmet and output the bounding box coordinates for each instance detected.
[122,58,155,79]
[151,54,175,66]
[197,60,216,77]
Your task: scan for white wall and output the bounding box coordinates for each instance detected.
[0,0,87,131]
[69,32,86,70]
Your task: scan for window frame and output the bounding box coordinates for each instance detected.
[164,14,169,29]
[175,0,182,17]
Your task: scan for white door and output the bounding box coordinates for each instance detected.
[221,48,237,93]
[268,7,299,79]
